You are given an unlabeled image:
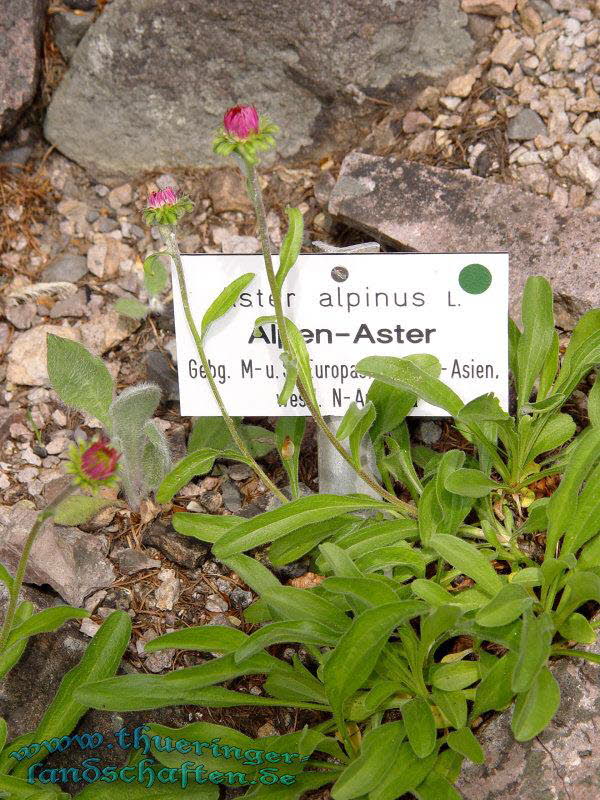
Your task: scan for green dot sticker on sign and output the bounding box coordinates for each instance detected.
[459,263,493,294]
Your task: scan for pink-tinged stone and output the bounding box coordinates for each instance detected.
[328,153,599,325]
[402,110,432,134]
[461,0,516,15]
[7,324,81,386]
[0,505,116,605]
[0,0,47,135]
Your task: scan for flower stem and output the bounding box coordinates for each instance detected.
[245,165,414,515]
[0,483,75,654]
[159,225,287,504]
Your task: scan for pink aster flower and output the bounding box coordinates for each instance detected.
[223,105,260,140]
[81,438,120,482]
[147,187,179,209]
[66,436,120,490]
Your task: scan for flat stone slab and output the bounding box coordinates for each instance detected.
[0,505,116,606]
[457,638,600,799]
[329,153,600,324]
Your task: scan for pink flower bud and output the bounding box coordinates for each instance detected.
[80,438,120,482]
[147,187,179,209]
[223,105,260,140]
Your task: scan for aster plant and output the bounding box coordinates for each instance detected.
[0,437,120,657]
[142,184,288,503]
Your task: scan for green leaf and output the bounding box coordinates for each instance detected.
[277,351,299,406]
[12,611,131,778]
[6,607,89,649]
[143,252,170,297]
[0,717,6,752]
[511,666,560,741]
[527,414,576,462]
[554,570,600,625]
[331,722,405,800]
[212,494,391,558]
[555,311,600,397]
[431,688,467,730]
[431,661,480,691]
[369,742,437,800]
[475,584,533,628]
[270,517,357,567]
[220,553,281,595]
[403,697,437,758]
[0,773,70,799]
[0,563,14,593]
[189,417,274,458]
[546,427,600,556]
[324,602,424,730]
[113,296,149,319]
[516,276,554,410]
[558,612,596,644]
[276,207,303,290]
[511,611,554,694]
[172,511,242,543]
[589,374,600,427]
[282,317,318,408]
[142,418,171,491]
[552,648,600,665]
[156,448,218,503]
[53,495,113,526]
[234,621,339,664]
[76,677,328,714]
[201,272,255,339]
[444,469,499,498]
[0,601,34,680]
[261,587,350,632]
[275,416,305,500]
[414,770,463,800]
[471,652,517,718]
[429,535,503,597]
[145,625,248,654]
[47,335,114,428]
[357,356,463,416]
[447,727,484,764]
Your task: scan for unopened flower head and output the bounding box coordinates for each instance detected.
[213,104,279,166]
[147,187,179,208]
[66,436,120,491]
[143,186,193,226]
[223,105,259,139]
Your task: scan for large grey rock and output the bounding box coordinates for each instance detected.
[458,638,600,799]
[45,0,473,176]
[0,0,47,135]
[329,153,600,324]
[51,9,95,61]
[0,505,116,605]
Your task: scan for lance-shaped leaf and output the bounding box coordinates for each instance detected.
[276,206,303,290]
[403,697,437,758]
[47,335,114,428]
[511,666,560,741]
[331,722,405,800]
[475,583,533,628]
[156,448,218,503]
[212,494,392,558]
[357,355,463,416]
[323,601,424,730]
[511,610,554,694]
[113,297,149,319]
[201,272,255,339]
[447,727,484,764]
[444,468,499,498]
[53,495,113,526]
[12,611,131,777]
[143,252,170,297]
[516,276,554,409]
[233,620,340,663]
[337,401,376,468]
[429,535,503,597]
[6,607,89,649]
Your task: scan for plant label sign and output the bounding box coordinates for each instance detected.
[173,253,509,416]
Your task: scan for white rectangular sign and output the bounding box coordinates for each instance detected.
[172,253,509,416]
